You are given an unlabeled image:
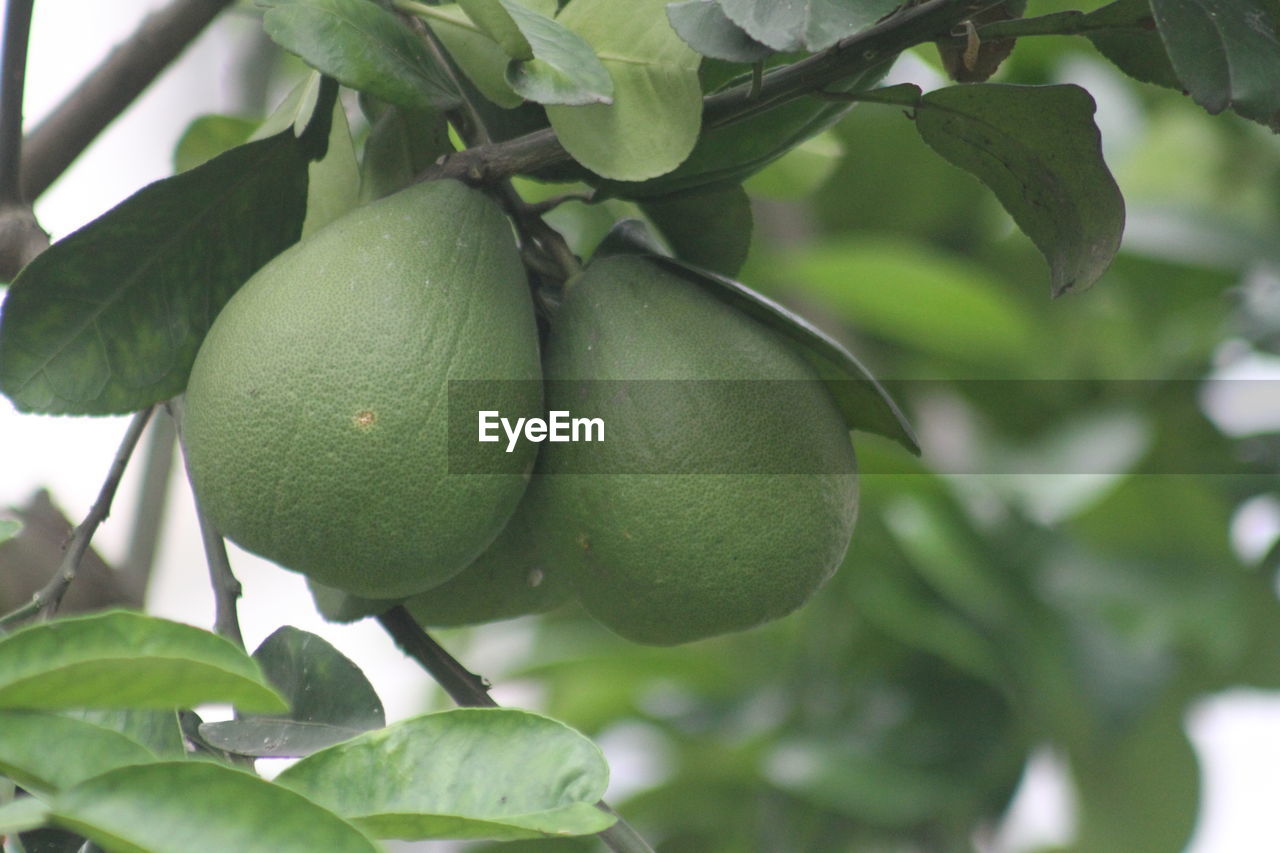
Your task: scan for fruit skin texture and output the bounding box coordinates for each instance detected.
[405,477,572,627]
[182,179,540,598]
[538,255,858,645]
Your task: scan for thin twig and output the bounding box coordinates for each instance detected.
[0,408,154,631]
[194,498,244,650]
[421,0,972,185]
[19,0,236,202]
[121,407,176,598]
[376,607,657,853]
[0,0,36,205]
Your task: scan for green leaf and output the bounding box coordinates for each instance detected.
[546,0,702,180]
[781,237,1037,363]
[1085,0,1182,90]
[595,59,890,199]
[300,97,361,236]
[0,796,49,837]
[594,222,916,452]
[0,518,20,544]
[460,0,534,59]
[0,132,308,414]
[359,104,452,202]
[263,0,458,111]
[640,184,753,277]
[276,708,615,840]
[0,710,156,794]
[1150,0,1280,130]
[50,762,380,853]
[503,0,614,106]
[419,2,526,108]
[199,626,385,757]
[0,611,287,713]
[172,114,257,173]
[65,709,186,759]
[715,0,899,52]
[915,83,1125,296]
[666,0,774,63]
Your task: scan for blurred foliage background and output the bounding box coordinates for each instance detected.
[449,10,1280,853]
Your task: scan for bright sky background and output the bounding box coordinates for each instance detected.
[2,3,1280,850]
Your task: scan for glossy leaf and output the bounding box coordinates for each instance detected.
[199,626,385,757]
[0,797,48,836]
[715,0,898,52]
[640,183,753,277]
[1085,0,1182,90]
[916,83,1125,295]
[66,709,186,759]
[546,0,702,180]
[172,114,256,172]
[460,0,534,59]
[503,0,614,106]
[1150,0,1280,130]
[263,0,457,111]
[0,132,308,414]
[276,708,614,840]
[0,611,286,712]
[666,0,774,63]
[0,710,155,793]
[50,762,380,853]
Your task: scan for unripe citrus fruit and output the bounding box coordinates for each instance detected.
[182,179,540,598]
[537,255,858,645]
[405,478,572,627]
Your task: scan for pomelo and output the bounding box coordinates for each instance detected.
[182,179,540,598]
[536,254,858,645]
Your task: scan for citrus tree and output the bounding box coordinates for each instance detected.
[2,0,1280,851]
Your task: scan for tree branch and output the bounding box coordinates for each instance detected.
[194,500,245,650]
[18,0,235,202]
[0,0,35,204]
[0,407,154,631]
[422,0,973,185]
[377,607,657,853]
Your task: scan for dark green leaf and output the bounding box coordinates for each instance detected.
[1151,0,1280,129]
[916,83,1125,295]
[0,710,155,793]
[263,0,458,111]
[172,115,257,173]
[0,611,287,712]
[546,0,702,180]
[299,97,361,236]
[276,708,614,840]
[460,0,534,59]
[0,797,49,836]
[360,104,452,202]
[640,184,753,277]
[666,0,774,63]
[199,626,385,757]
[503,0,614,105]
[1085,0,1183,90]
[50,762,380,853]
[715,0,899,51]
[0,132,307,414]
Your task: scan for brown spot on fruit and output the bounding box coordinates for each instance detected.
[353,410,376,429]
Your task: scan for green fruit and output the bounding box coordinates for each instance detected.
[537,255,859,645]
[405,479,573,627]
[182,179,541,598]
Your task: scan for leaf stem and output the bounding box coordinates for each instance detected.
[376,607,657,853]
[0,407,153,631]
